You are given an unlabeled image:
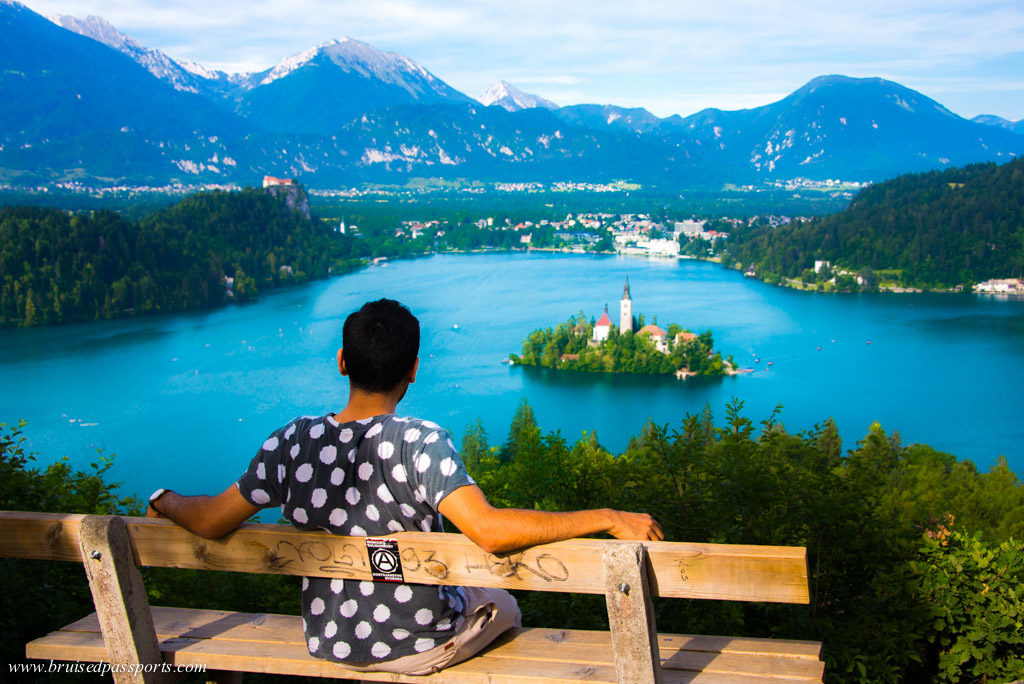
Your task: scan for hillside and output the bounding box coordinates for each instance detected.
[722,157,1024,288]
[0,188,362,326]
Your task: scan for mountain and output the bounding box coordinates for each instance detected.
[479,81,558,111]
[234,38,472,134]
[49,14,205,94]
[972,115,1024,136]
[3,5,1023,189]
[554,104,662,134]
[661,76,1024,181]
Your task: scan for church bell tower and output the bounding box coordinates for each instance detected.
[620,277,633,333]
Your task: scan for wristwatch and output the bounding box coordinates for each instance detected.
[149,488,171,513]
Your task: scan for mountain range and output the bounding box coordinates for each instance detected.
[2,0,1022,189]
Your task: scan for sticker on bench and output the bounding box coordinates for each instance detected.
[366,538,404,582]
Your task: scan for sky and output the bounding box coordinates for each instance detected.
[23,0,1024,121]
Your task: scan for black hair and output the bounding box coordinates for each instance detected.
[342,299,420,393]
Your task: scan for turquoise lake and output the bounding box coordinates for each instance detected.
[2,252,1022,504]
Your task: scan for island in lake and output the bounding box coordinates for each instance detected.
[510,279,739,378]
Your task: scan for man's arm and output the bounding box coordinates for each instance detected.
[437,484,663,555]
[146,484,260,539]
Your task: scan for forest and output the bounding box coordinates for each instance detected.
[722,157,1024,289]
[511,313,729,376]
[3,400,1022,683]
[0,189,363,327]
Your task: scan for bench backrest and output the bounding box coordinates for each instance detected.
[0,511,809,603]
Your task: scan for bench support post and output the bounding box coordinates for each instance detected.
[602,542,663,684]
[78,515,174,684]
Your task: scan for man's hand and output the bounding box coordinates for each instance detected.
[143,485,259,539]
[146,504,166,519]
[606,510,664,542]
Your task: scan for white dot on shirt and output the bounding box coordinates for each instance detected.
[345,487,361,505]
[329,508,347,527]
[373,604,390,622]
[310,597,325,615]
[309,423,325,439]
[447,438,456,450]
[440,457,457,477]
[330,467,344,486]
[330,579,344,593]
[399,503,415,518]
[422,420,440,430]
[419,518,433,532]
[347,448,357,463]
[262,436,278,451]
[392,628,410,640]
[302,577,309,591]
[416,453,432,473]
[339,428,353,443]
[376,484,394,503]
[339,600,358,618]
[366,422,383,438]
[332,641,351,659]
[436,617,452,631]
[256,462,266,479]
[311,488,327,508]
[392,464,408,483]
[278,464,287,483]
[371,642,391,658]
[354,621,371,639]
[387,520,404,533]
[350,525,366,536]
[290,444,300,459]
[424,431,439,444]
[404,428,421,442]
[292,507,308,524]
[414,485,427,503]
[414,637,435,652]
[359,581,375,596]
[414,608,434,625]
[295,463,313,483]
[365,504,380,522]
[284,424,296,439]
[378,441,394,460]
[394,585,413,603]
[319,445,337,464]
[250,489,270,505]
[308,636,319,652]
[358,462,374,481]
[324,620,337,639]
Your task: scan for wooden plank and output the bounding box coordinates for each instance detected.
[64,609,821,664]
[0,511,809,603]
[28,628,819,684]
[603,542,662,684]
[34,608,823,681]
[77,515,174,684]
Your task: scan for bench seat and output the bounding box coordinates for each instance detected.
[27,606,825,683]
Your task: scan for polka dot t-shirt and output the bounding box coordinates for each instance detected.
[236,413,475,664]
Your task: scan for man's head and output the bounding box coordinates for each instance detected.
[341,299,420,394]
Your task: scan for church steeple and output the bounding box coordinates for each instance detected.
[619,277,633,333]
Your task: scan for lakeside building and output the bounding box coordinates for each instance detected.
[620,278,633,333]
[974,278,1024,294]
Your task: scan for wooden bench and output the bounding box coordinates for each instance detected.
[1,510,824,683]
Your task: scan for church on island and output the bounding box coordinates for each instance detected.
[590,278,694,355]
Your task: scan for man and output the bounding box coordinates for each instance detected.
[147,298,662,675]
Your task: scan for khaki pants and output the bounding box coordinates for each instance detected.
[337,586,521,676]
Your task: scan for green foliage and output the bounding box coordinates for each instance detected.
[513,314,727,376]
[0,189,364,327]
[912,531,1024,682]
[724,158,1024,288]
[463,400,1024,683]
